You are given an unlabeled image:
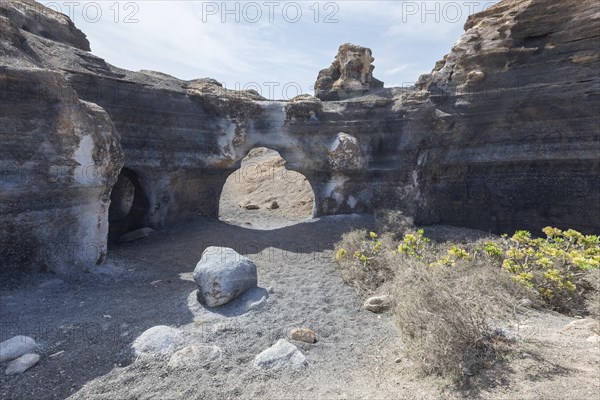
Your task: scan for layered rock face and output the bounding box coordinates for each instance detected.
[0,0,90,50]
[0,1,123,274]
[0,0,598,274]
[414,0,600,233]
[315,43,384,101]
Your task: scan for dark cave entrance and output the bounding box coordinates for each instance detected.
[108,168,149,243]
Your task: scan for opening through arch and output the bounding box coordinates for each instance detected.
[108,168,150,243]
[218,147,315,229]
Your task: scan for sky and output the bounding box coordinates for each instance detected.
[41,1,500,99]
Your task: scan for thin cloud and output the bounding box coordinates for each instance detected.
[58,0,500,97]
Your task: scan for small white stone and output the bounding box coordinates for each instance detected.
[5,354,40,375]
[245,296,267,312]
[586,335,600,343]
[254,339,307,370]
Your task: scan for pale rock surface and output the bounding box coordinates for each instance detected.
[167,345,222,369]
[5,353,40,375]
[0,336,37,362]
[254,339,308,370]
[315,43,384,100]
[132,326,183,357]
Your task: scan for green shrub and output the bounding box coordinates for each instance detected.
[484,228,600,314]
[335,228,522,379]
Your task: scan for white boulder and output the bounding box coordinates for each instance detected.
[193,247,258,307]
[0,336,37,362]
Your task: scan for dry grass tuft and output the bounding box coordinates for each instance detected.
[393,253,522,379]
[374,209,414,240]
[334,229,396,296]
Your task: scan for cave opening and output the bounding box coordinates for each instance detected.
[218,147,315,230]
[108,168,149,243]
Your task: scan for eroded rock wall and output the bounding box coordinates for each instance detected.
[1,0,598,274]
[413,0,600,233]
[0,3,122,274]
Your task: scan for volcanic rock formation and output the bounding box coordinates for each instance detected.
[314,43,384,101]
[0,1,123,274]
[0,0,598,274]
[414,0,600,233]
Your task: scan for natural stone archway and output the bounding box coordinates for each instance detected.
[108,168,150,242]
[218,148,315,229]
[156,95,408,224]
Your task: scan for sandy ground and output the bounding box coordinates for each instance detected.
[0,214,598,400]
[1,153,599,399]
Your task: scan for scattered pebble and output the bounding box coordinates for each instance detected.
[289,328,318,344]
[245,295,267,312]
[363,295,392,313]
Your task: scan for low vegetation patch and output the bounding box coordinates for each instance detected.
[494,227,600,314]
[334,213,600,379]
